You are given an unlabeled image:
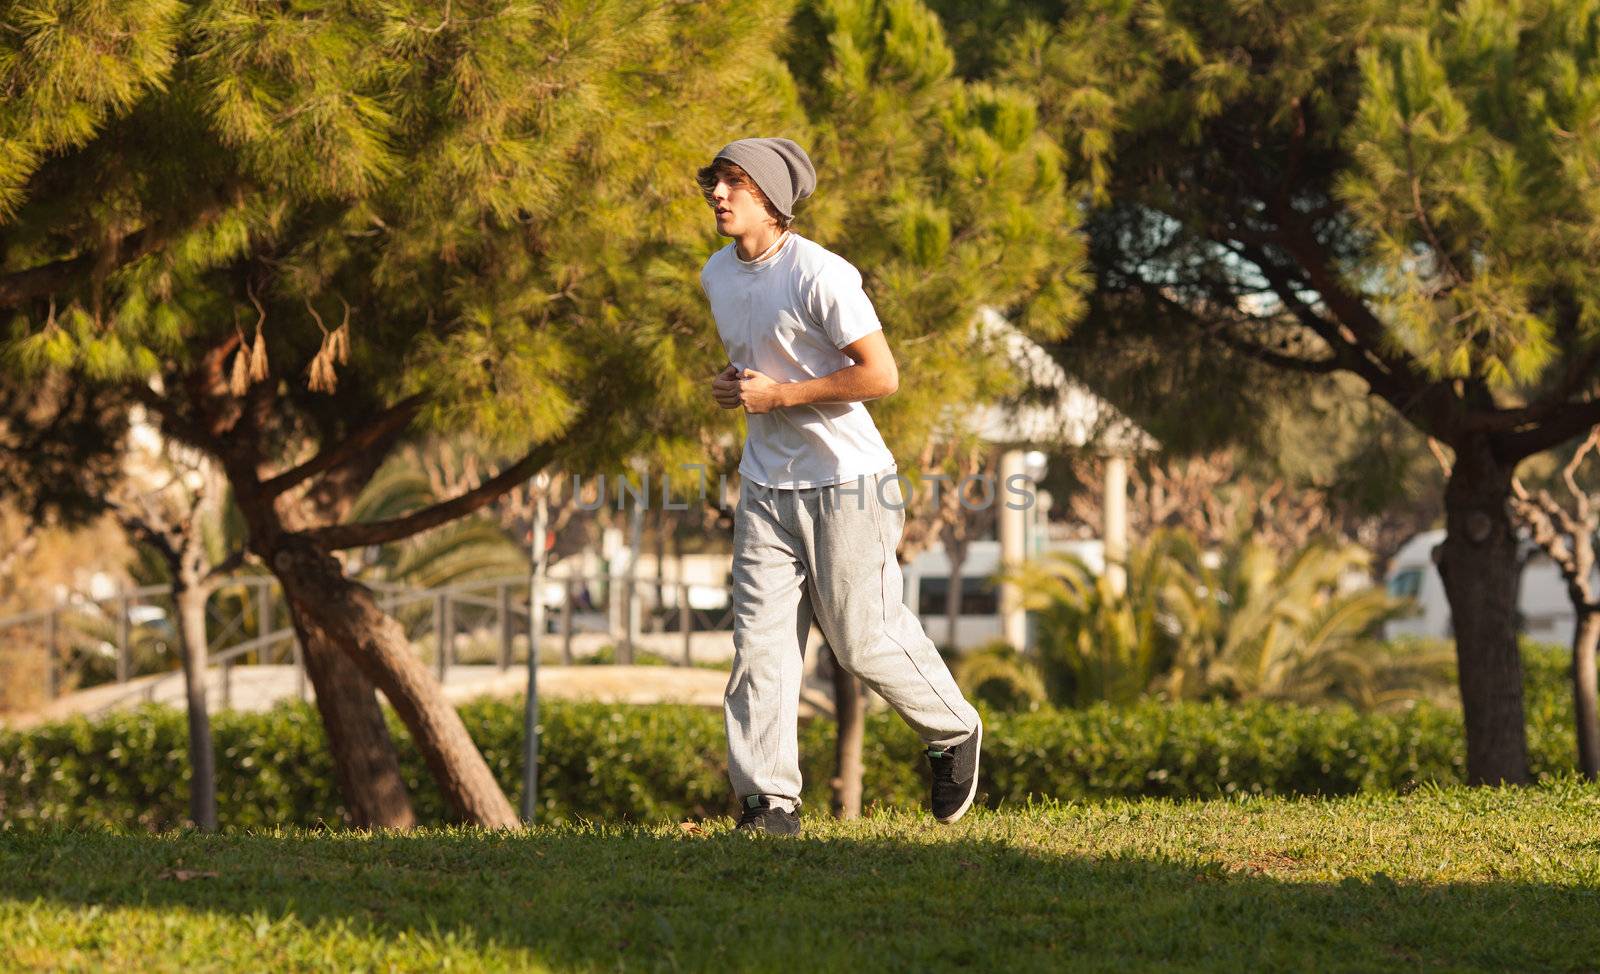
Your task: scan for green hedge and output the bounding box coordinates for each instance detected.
[0,644,1586,831]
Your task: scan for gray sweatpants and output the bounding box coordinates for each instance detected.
[724,467,980,808]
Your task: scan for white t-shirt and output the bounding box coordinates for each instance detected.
[700,232,897,489]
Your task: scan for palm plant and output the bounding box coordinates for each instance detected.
[1158,532,1422,707]
[984,526,1447,712]
[998,533,1183,706]
[951,638,1049,712]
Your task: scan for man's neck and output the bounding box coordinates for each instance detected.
[734,225,787,262]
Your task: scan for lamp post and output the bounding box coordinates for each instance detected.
[522,470,550,824]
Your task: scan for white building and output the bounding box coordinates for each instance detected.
[948,308,1154,649]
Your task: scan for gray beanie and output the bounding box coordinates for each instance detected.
[712,137,816,221]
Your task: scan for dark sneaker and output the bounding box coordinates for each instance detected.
[927,719,982,823]
[735,795,802,835]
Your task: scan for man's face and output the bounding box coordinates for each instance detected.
[707,169,775,237]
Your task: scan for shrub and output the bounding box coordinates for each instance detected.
[0,643,1583,830]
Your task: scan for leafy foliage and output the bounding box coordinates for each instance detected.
[0,374,127,527]
[1004,537,1179,706]
[0,642,1583,830]
[1157,532,1417,705]
[923,0,1600,785]
[987,530,1437,710]
[951,637,1049,711]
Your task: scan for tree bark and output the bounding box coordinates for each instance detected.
[172,335,501,828]
[1573,610,1600,780]
[1436,440,1531,784]
[827,645,865,819]
[272,464,419,830]
[271,536,519,827]
[944,540,966,651]
[171,561,217,832]
[287,606,418,828]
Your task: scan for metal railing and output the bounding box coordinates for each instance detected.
[0,570,737,716]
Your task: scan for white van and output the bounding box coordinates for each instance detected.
[1382,528,1593,645]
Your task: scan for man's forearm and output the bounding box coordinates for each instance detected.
[776,364,896,407]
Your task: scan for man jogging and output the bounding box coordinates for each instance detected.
[697,137,982,835]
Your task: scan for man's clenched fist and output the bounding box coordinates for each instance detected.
[712,363,742,409]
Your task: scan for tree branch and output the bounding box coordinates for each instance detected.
[1262,207,1464,439]
[1213,332,1340,373]
[1225,236,1418,398]
[0,231,152,309]
[1510,482,1577,577]
[1150,282,1341,374]
[129,384,215,452]
[0,196,240,310]
[1266,207,1424,379]
[1464,339,1600,435]
[302,432,573,551]
[1561,428,1599,522]
[260,393,427,498]
[111,505,180,564]
[1502,398,1600,460]
[1228,242,1397,387]
[1427,437,1454,477]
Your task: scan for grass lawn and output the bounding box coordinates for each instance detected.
[2,782,1598,973]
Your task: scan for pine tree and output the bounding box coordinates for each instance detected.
[931,0,1600,783]
[0,0,799,827]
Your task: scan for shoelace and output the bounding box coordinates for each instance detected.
[927,746,956,783]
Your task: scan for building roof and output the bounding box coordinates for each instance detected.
[959,308,1158,453]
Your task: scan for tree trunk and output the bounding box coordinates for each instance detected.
[272,537,519,827]
[287,606,418,829]
[171,564,217,832]
[1574,610,1600,780]
[944,541,966,651]
[1436,440,1531,784]
[257,472,420,830]
[827,645,865,819]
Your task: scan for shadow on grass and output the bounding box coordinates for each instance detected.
[1,824,1596,971]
